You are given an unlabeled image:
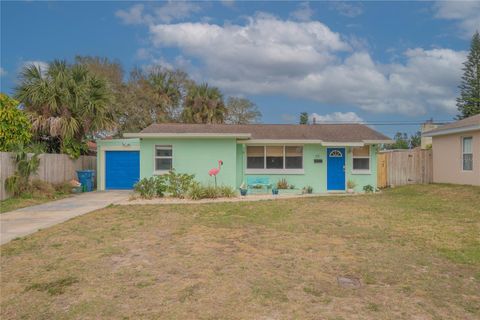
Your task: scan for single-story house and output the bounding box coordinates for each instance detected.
[423,114,480,186]
[96,123,392,193]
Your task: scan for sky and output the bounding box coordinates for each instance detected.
[1,1,479,137]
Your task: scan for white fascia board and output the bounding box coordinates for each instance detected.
[363,139,395,144]
[322,142,364,147]
[422,125,480,137]
[123,132,252,139]
[237,139,324,144]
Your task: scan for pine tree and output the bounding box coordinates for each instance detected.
[456,31,480,119]
[299,112,309,124]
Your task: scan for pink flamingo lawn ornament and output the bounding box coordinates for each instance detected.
[208,160,223,187]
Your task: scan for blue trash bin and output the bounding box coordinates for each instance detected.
[77,170,95,192]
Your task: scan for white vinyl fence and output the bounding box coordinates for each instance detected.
[0,152,96,200]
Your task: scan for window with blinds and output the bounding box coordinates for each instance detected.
[352,145,370,172]
[246,146,303,170]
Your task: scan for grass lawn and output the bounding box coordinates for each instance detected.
[1,184,479,319]
[0,193,72,214]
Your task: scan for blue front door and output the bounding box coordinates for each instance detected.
[327,148,345,191]
[105,151,140,190]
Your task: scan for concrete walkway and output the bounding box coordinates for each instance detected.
[0,191,131,245]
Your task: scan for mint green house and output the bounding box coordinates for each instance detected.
[96,123,392,193]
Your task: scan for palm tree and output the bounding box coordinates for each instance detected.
[15,60,114,154]
[181,83,226,124]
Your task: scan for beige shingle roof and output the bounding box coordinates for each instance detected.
[423,114,480,136]
[137,123,391,142]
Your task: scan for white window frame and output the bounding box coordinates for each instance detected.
[154,145,173,174]
[351,145,371,174]
[245,145,304,174]
[462,136,473,171]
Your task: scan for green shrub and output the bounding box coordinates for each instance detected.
[217,185,236,197]
[134,176,167,199]
[154,175,167,197]
[61,139,88,159]
[302,186,313,194]
[187,184,237,200]
[134,178,156,199]
[4,144,41,196]
[277,178,288,189]
[202,185,220,199]
[53,181,74,195]
[164,170,195,198]
[363,184,374,193]
[30,179,56,197]
[187,182,205,200]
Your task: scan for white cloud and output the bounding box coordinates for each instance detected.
[142,15,465,116]
[331,2,363,18]
[220,0,235,8]
[0,67,6,77]
[116,1,201,26]
[434,1,480,38]
[23,61,48,74]
[290,2,314,22]
[116,4,147,25]
[135,48,152,60]
[310,112,364,123]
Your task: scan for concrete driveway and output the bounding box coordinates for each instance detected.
[0,191,131,245]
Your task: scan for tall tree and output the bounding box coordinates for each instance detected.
[299,112,309,124]
[181,83,226,124]
[387,132,410,149]
[116,67,190,133]
[15,60,114,157]
[457,31,480,119]
[409,131,421,148]
[0,93,32,151]
[225,97,262,124]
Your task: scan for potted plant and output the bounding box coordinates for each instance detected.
[347,180,356,194]
[239,183,248,196]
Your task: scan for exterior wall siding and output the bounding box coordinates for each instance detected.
[98,138,378,193]
[432,131,480,186]
[237,144,378,193]
[96,138,140,190]
[140,138,238,187]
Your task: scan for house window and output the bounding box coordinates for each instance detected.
[155,145,173,172]
[285,146,303,169]
[463,137,473,171]
[246,145,303,171]
[246,146,265,169]
[266,146,284,169]
[352,145,370,172]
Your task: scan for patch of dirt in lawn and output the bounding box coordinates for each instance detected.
[1,185,479,319]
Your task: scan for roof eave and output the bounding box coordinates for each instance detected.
[422,124,480,137]
[363,139,395,144]
[123,132,252,139]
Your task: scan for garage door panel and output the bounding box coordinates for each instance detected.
[105,151,140,190]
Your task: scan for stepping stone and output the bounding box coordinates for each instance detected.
[337,276,361,288]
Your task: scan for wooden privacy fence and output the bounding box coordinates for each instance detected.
[0,152,96,200]
[377,149,433,188]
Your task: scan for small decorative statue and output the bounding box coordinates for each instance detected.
[208,160,223,187]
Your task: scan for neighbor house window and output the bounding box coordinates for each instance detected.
[352,145,370,172]
[246,145,303,171]
[463,137,473,171]
[155,145,173,172]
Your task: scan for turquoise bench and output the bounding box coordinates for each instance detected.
[247,177,273,192]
